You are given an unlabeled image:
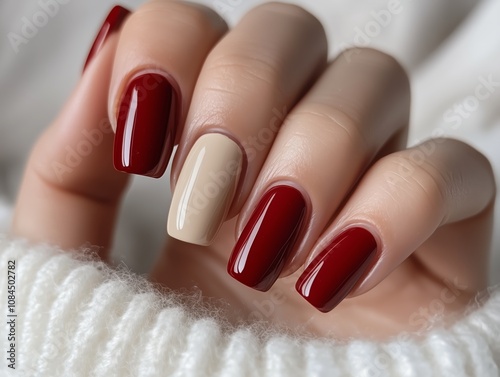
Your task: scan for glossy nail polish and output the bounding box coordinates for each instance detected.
[83,5,130,71]
[167,133,243,245]
[296,227,377,312]
[114,73,177,178]
[228,185,306,291]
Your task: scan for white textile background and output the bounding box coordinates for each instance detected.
[0,0,499,281]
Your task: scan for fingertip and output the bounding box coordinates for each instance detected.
[83,5,131,72]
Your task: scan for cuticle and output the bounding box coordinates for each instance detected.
[341,222,384,260]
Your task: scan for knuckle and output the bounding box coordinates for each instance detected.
[339,48,405,73]
[250,2,325,38]
[197,3,326,106]
[439,138,496,202]
[379,151,448,213]
[177,3,226,32]
[441,138,493,174]
[338,48,410,95]
[379,138,496,223]
[288,103,367,150]
[205,52,284,99]
[253,2,312,20]
[135,1,226,35]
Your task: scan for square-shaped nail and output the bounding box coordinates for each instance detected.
[114,72,177,178]
[228,185,306,291]
[296,227,377,312]
[167,133,243,245]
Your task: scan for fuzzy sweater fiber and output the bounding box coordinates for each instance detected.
[0,235,499,376]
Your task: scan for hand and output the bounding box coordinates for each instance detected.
[12,1,496,339]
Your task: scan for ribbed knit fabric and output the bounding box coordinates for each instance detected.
[0,237,499,377]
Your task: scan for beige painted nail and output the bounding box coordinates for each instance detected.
[167,133,243,245]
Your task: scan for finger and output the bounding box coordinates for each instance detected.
[228,48,410,291]
[12,6,130,254]
[167,3,328,245]
[296,138,495,312]
[109,0,227,178]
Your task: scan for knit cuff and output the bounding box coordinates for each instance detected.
[0,236,499,377]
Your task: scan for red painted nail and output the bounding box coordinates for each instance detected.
[228,185,306,291]
[114,73,177,178]
[83,5,130,71]
[296,227,377,312]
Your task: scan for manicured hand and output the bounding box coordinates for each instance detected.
[12,1,496,338]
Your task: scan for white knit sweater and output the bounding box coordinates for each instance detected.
[1,0,500,376]
[0,234,499,377]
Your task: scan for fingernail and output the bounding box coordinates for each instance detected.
[83,5,130,71]
[114,72,178,178]
[228,185,306,291]
[296,227,377,312]
[167,133,243,246]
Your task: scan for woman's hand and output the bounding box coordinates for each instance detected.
[12,1,496,339]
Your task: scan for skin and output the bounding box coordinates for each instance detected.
[12,1,496,340]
